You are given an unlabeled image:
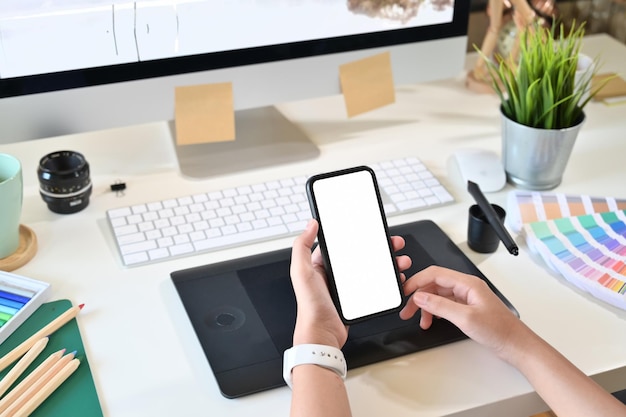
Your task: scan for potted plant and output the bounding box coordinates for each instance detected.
[477,20,609,190]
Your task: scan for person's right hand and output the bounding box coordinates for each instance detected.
[399,265,524,361]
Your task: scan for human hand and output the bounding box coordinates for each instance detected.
[401,267,626,417]
[399,265,523,361]
[290,219,411,349]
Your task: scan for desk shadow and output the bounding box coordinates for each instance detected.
[347,341,516,412]
[455,240,509,266]
[295,115,499,148]
[94,216,125,267]
[564,143,626,186]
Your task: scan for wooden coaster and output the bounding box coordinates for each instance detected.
[0,225,38,272]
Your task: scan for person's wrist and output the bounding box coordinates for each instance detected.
[293,325,343,349]
[283,343,347,388]
[293,334,342,349]
[495,320,538,366]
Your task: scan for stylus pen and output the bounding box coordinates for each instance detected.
[467,180,519,256]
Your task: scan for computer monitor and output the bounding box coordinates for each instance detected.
[0,1,469,178]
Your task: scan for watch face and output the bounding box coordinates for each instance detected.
[496,19,517,58]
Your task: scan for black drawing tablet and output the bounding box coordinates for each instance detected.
[171,220,517,398]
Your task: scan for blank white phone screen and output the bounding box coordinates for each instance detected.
[312,169,401,321]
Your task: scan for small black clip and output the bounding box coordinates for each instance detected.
[110,180,126,197]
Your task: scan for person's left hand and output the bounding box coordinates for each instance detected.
[290,219,411,349]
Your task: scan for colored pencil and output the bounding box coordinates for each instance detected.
[0,337,49,398]
[0,306,20,317]
[0,291,29,306]
[0,348,65,414]
[0,297,25,311]
[0,351,75,417]
[10,358,80,417]
[0,285,34,301]
[0,304,83,373]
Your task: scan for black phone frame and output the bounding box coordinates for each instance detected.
[305,165,404,324]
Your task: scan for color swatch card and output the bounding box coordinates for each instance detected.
[506,191,626,234]
[523,210,626,310]
[0,271,51,344]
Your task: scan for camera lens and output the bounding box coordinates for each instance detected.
[38,150,92,214]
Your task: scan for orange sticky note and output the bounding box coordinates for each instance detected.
[174,82,235,145]
[339,52,395,117]
[592,73,626,101]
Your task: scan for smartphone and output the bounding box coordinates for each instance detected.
[306,166,404,324]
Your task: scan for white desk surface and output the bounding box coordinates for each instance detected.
[2,34,625,417]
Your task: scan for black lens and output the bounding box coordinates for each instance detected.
[38,151,92,214]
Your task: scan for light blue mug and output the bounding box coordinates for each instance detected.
[0,153,23,259]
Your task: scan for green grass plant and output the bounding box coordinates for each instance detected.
[478,21,606,129]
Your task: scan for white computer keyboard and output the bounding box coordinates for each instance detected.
[107,157,454,266]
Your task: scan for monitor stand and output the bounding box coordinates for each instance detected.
[169,106,320,179]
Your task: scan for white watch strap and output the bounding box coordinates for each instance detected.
[283,344,347,389]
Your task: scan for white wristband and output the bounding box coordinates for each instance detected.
[283,344,347,389]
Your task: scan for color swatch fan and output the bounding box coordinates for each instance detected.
[507,191,626,310]
[506,191,626,234]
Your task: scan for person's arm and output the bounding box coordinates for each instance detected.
[504,321,626,417]
[290,361,352,417]
[288,219,410,417]
[400,266,626,417]
[288,219,351,417]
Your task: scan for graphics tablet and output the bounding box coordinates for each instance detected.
[171,220,517,398]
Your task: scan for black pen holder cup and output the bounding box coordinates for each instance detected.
[467,204,506,253]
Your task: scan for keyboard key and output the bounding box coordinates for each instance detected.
[108,207,132,218]
[124,251,150,265]
[148,247,169,261]
[120,240,157,255]
[113,224,138,237]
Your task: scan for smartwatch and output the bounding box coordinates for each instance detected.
[283,344,347,389]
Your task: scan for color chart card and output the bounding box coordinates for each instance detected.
[506,191,626,234]
[0,271,51,344]
[523,210,626,310]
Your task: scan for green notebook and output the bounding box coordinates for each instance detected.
[0,299,103,416]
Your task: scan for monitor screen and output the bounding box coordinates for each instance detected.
[0,0,469,176]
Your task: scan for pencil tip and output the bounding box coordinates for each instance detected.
[78,303,85,309]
